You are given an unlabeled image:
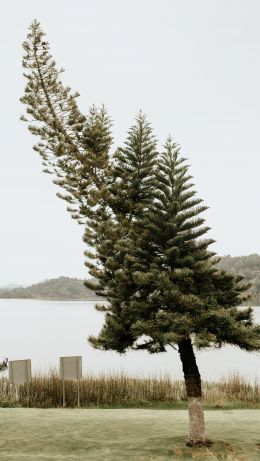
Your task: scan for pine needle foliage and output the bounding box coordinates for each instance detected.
[84,113,158,334]
[88,138,260,354]
[21,20,112,227]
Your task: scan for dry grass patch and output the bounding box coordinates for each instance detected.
[0,372,259,409]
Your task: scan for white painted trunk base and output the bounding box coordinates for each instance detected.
[187,397,206,445]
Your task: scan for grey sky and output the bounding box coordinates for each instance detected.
[1,0,259,286]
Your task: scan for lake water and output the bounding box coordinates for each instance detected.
[0,300,259,381]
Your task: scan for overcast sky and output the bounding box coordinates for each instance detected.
[1,0,259,286]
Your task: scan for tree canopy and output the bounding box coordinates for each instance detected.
[21,20,260,354]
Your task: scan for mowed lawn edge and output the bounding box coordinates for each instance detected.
[0,408,260,460]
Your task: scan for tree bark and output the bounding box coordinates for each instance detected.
[178,338,206,446]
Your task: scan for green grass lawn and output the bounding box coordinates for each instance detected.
[0,409,259,460]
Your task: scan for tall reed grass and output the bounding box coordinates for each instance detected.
[0,372,259,409]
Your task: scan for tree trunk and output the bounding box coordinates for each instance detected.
[178,338,206,446]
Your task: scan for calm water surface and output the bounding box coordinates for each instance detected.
[0,300,259,381]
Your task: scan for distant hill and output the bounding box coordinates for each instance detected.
[0,277,103,301]
[1,254,260,303]
[217,254,260,305]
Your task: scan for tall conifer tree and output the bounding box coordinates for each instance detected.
[21,21,260,446]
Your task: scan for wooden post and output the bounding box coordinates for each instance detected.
[63,379,65,408]
[27,382,30,408]
[15,384,19,402]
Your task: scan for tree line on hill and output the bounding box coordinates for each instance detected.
[0,254,260,303]
[0,276,101,300]
[217,254,260,305]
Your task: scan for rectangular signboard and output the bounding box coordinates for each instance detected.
[9,359,31,385]
[59,356,82,381]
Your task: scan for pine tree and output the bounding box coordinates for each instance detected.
[21,22,260,446]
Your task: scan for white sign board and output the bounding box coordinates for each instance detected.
[9,359,31,385]
[60,356,82,381]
